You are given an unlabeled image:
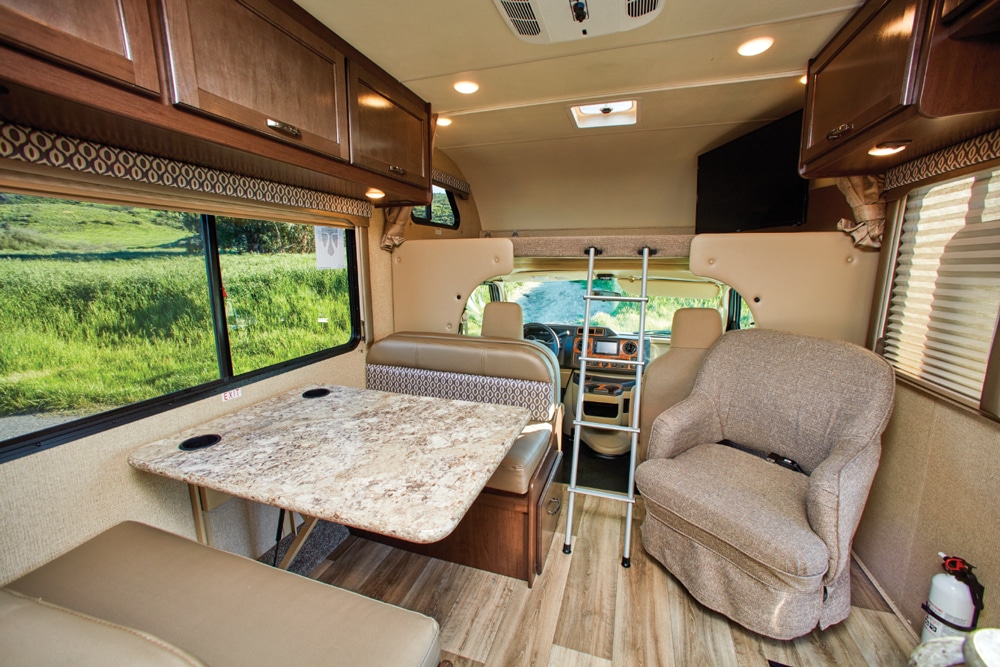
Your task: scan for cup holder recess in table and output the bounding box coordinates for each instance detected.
[301,388,331,399]
[179,434,222,451]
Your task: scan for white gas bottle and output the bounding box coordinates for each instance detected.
[921,553,985,643]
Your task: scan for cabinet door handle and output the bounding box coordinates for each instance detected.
[389,165,407,176]
[546,497,562,515]
[826,123,854,141]
[267,118,302,139]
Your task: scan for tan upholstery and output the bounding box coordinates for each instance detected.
[635,329,895,640]
[369,331,558,394]
[5,521,441,667]
[638,308,723,461]
[0,588,208,667]
[481,301,524,339]
[486,422,552,494]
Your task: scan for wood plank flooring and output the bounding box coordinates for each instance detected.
[309,485,918,666]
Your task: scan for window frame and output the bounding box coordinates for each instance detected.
[411,184,461,229]
[0,205,362,463]
[875,162,1000,422]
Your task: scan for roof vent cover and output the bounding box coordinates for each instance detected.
[500,0,542,36]
[492,0,663,43]
[627,0,658,18]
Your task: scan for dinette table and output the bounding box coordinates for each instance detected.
[128,384,530,568]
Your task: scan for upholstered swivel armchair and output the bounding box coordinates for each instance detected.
[635,329,895,640]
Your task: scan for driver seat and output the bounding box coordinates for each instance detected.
[481,301,524,339]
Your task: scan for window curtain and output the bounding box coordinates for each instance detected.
[380,116,439,251]
[835,174,886,248]
[883,166,1000,411]
[380,205,412,250]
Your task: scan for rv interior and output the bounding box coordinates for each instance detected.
[1,0,1000,665]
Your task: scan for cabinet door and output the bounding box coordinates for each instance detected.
[801,0,925,163]
[162,0,349,160]
[349,61,430,188]
[0,0,159,93]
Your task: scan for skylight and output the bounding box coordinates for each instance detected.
[570,100,638,128]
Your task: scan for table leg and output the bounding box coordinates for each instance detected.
[273,508,286,567]
[188,484,209,545]
[277,516,319,570]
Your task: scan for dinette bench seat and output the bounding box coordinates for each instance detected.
[0,521,443,667]
[364,331,564,586]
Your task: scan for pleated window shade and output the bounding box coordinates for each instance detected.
[884,166,1000,410]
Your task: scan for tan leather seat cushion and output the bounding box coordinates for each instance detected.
[0,588,208,667]
[369,331,558,388]
[481,301,524,339]
[486,422,551,494]
[7,522,440,667]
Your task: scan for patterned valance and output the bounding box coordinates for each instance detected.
[432,168,471,196]
[885,128,1000,191]
[0,121,372,219]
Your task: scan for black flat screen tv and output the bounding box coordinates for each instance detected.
[695,110,808,234]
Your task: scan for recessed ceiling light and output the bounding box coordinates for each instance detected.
[868,141,910,156]
[799,74,808,85]
[365,188,385,199]
[436,117,453,127]
[454,81,479,94]
[569,100,639,128]
[738,37,774,56]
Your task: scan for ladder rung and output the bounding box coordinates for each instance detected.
[573,420,640,434]
[567,486,635,503]
[584,295,647,303]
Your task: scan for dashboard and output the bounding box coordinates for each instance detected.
[544,325,648,371]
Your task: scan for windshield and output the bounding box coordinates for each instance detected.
[466,279,730,335]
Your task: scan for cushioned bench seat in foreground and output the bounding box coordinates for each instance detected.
[0,521,441,667]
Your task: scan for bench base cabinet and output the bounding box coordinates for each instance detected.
[356,446,563,587]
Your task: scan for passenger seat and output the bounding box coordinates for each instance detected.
[638,308,724,462]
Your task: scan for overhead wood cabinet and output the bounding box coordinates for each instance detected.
[161,0,350,161]
[800,0,1000,178]
[0,0,160,94]
[348,61,431,189]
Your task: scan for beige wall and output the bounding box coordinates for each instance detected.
[690,232,879,346]
[854,382,1000,632]
[0,220,392,585]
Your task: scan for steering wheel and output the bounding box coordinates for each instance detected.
[523,322,560,356]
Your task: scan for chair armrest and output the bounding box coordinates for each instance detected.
[646,391,723,460]
[806,438,881,588]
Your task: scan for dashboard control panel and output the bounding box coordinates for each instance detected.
[571,327,643,371]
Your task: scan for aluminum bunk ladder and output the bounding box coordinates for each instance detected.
[562,246,651,567]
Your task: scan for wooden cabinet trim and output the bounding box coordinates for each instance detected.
[0,0,160,94]
[348,60,431,188]
[801,0,1000,177]
[160,0,350,161]
[802,0,926,164]
[0,45,429,205]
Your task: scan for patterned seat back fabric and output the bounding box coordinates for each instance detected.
[367,364,554,422]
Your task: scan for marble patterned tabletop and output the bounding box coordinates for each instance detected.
[128,384,530,543]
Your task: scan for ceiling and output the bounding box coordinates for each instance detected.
[295,0,859,232]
